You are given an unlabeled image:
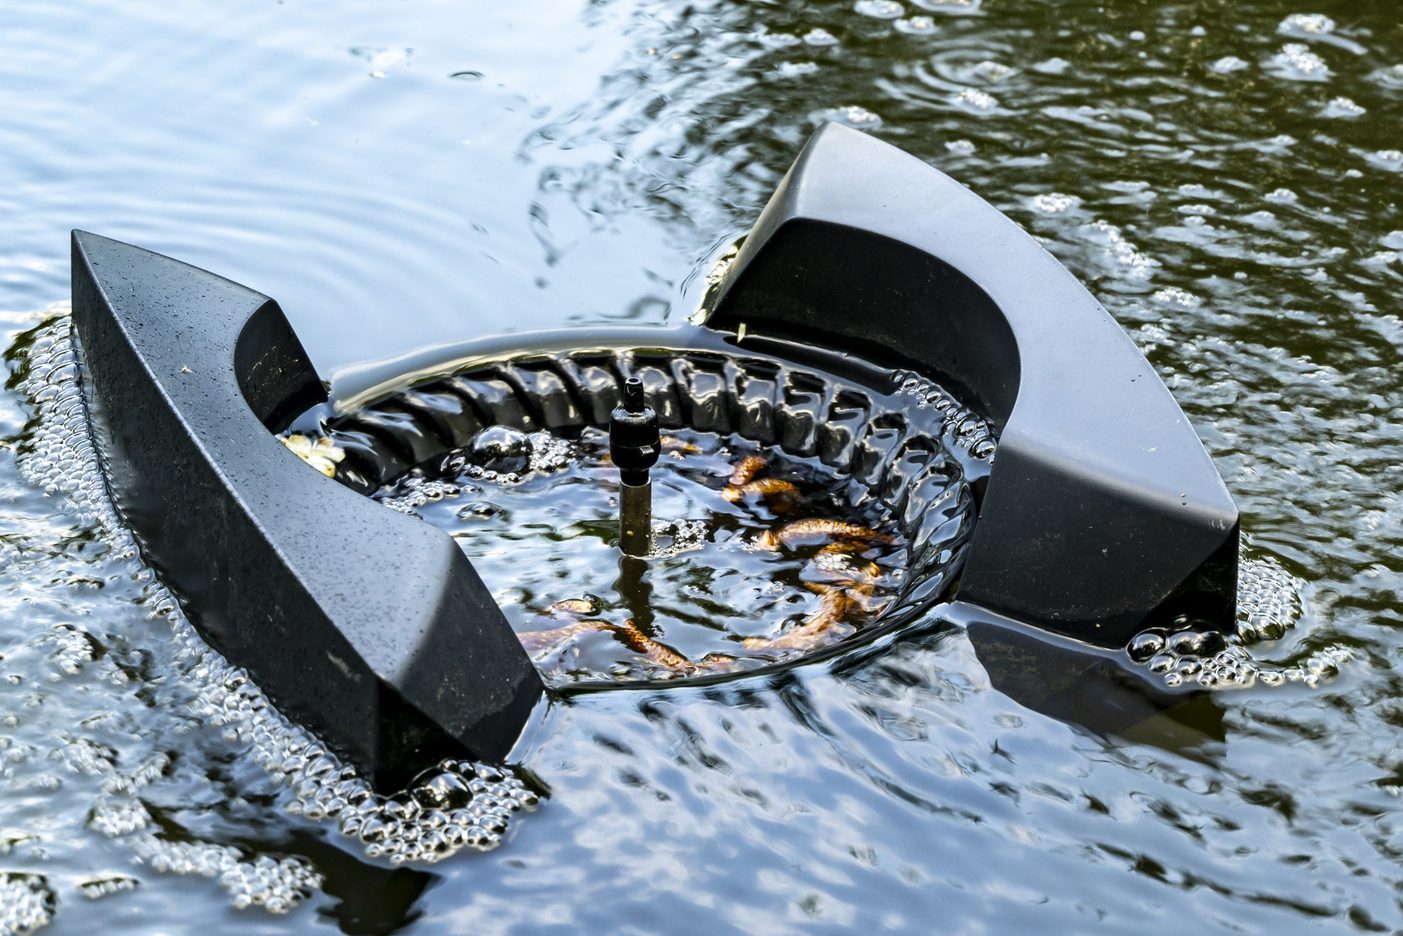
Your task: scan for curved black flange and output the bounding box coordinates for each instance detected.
[701,124,1240,647]
[70,231,542,788]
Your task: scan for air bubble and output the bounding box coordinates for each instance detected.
[381,477,462,514]
[648,518,709,559]
[0,874,54,936]
[10,316,545,917]
[819,105,883,129]
[470,426,532,474]
[457,501,504,520]
[1236,555,1302,641]
[1127,630,1165,661]
[952,88,998,112]
[912,0,980,11]
[969,60,1013,83]
[1147,652,1177,673]
[855,0,904,20]
[1278,13,1335,37]
[1210,56,1249,75]
[775,61,821,79]
[1032,193,1080,214]
[1268,43,1330,82]
[78,876,139,900]
[1322,96,1366,118]
[1126,555,1344,691]
[1087,220,1159,279]
[1152,287,1203,308]
[527,431,574,473]
[894,16,937,35]
[1371,63,1403,88]
[1366,150,1403,171]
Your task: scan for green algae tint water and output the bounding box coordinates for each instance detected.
[1,0,1400,932]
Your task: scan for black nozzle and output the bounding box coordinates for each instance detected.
[610,377,660,486]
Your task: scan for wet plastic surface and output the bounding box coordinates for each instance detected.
[70,231,542,788]
[702,124,1241,646]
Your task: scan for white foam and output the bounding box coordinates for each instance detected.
[1152,287,1203,309]
[1278,13,1335,36]
[1269,43,1330,81]
[1031,193,1080,214]
[855,0,904,20]
[952,88,998,112]
[10,317,542,924]
[0,874,53,936]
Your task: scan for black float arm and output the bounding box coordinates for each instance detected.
[700,124,1239,646]
[71,231,541,787]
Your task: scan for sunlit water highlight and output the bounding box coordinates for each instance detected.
[1,0,1400,932]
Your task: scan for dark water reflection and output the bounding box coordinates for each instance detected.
[0,0,1399,932]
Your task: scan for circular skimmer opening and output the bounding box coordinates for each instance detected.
[283,336,994,688]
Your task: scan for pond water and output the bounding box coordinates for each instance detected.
[379,425,920,684]
[1,0,1400,933]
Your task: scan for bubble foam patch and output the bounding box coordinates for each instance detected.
[8,317,542,925]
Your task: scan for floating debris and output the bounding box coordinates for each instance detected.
[279,433,345,478]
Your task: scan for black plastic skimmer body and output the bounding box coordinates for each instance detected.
[67,123,1239,786]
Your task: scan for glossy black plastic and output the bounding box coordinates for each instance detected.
[700,123,1240,647]
[609,376,661,486]
[63,126,1238,783]
[69,231,542,788]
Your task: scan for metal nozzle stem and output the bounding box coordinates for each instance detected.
[619,480,652,559]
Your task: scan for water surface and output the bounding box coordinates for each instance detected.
[0,0,1399,932]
